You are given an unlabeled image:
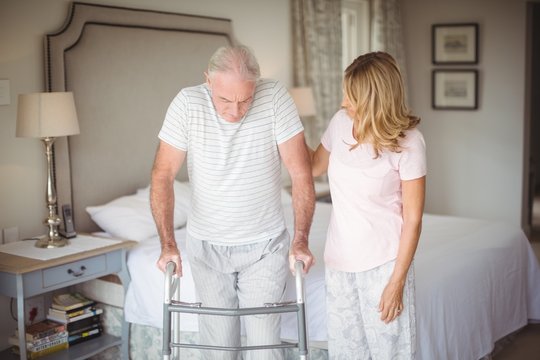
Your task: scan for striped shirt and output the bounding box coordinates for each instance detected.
[158,79,303,245]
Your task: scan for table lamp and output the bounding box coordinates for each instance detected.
[289,87,316,118]
[290,87,316,147]
[16,92,80,248]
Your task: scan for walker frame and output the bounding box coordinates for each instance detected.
[162,260,309,359]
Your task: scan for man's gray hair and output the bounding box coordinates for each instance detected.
[207,45,261,81]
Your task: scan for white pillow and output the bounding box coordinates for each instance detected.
[136,180,191,215]
[86,181,191,241]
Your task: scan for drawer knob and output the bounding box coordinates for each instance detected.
[67,265,87,277]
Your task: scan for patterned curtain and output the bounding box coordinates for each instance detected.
[291,0,408,145]
[370,0,409,95]
[291,0,343,148]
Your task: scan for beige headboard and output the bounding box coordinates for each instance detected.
[45,2,236,232]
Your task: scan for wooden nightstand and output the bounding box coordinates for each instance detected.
[0,235,136,360]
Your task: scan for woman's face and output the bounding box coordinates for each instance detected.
[341,93,355,119]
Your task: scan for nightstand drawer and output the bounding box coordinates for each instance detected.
[43,255,107,288]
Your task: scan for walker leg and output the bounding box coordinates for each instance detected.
[294,261,309,359]
[172,277,181,359]
[163,262,176,360]
[163,300,172,359]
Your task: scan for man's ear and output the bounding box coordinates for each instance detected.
[204,72,211,86]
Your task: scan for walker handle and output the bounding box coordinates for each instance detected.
[294,260,305,304]
[164,261,178,304]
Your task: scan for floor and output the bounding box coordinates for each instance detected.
[493,196,540,359]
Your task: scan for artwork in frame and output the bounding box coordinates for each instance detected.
[432,69,478,110]
[432,23,478,64]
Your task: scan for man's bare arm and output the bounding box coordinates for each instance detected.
[279,132,316,273]
[151,140,186,276]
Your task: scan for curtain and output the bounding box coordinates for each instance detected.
[291,0,408,145]
[291,0,343,148]
[370,0,409,95]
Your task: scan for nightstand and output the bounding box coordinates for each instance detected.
[0,235,136,360]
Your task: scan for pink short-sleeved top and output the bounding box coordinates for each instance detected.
[321,109,426,272]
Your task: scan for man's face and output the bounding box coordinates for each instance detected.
[206,71,256,123]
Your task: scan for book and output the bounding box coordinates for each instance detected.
[68,322,101,337]
[10,331,68,359]
[30,331,68,347]
[11,339,69,359]
[48,301,96,318]
[15,319,66,342]
[68,326,102,345]
[9,331,69,349]
[27,333,68,352]
[46,307,103,324]
[65,314,102,333]
[49,307,84,319]
[47,305,101,322]
[51,292,94,311]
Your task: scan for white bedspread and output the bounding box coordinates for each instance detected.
[124,202,540,359]
[414,214,540,359]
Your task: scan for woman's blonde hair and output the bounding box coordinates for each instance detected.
[343,51,420,156]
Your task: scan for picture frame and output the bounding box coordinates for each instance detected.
[432,23,478,64]
[432,69,478,110]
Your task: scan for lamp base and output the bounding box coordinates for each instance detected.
[35,236,69,248]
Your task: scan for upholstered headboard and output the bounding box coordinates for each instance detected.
[45,2,236,232]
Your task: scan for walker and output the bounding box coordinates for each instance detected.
[162,260,309,359]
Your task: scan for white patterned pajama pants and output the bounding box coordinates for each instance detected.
[326,260,416,360]
[186,230,290,360]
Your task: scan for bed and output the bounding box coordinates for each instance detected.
[81,182,540,360]
[45,2,540,360]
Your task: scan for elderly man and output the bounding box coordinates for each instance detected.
[151,45,315,360]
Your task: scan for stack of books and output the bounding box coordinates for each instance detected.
[9,319,68,359]
[46,292,103,346]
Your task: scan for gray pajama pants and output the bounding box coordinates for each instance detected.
[186,230,290,360]
[326,260,416,360]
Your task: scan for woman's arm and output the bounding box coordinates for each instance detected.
[311,144,330,177]
[379,176,426,323]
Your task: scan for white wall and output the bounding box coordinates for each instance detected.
[0,0,291,349]
[402,0,529,225]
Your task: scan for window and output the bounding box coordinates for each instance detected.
[341,0,370,71]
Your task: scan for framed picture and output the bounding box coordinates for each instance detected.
[432,23,478,64]
[432,69,478,110]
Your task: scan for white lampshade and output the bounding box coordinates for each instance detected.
[16,92,80,138]
[289,87,316,117]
